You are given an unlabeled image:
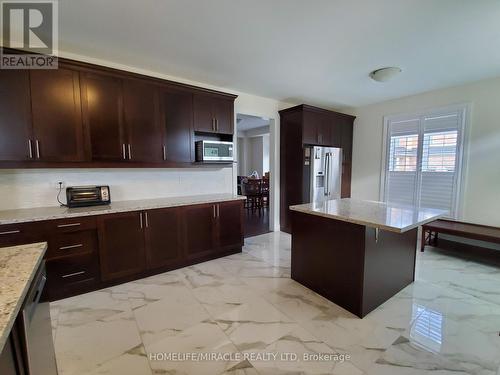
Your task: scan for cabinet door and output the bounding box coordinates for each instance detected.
[30,68,86,161]
[123,79,163,162]
[193,93,215,132]
[212,97,233,134]
[183,203,217,259]
[217,201,243,249]
[340,118,353,162]
[81,73,126,161]
[98,212,146,281]
[145,207,183,269]
[317,115,332,146]
[0,70,33,161]
[302,111,320,145]
[341,162,352,198]
[161,86,193,162]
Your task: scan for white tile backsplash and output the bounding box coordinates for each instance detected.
[0,168,234,210]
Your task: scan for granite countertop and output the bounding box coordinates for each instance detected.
[289,198,446,233]
[0,193,246,225]
[0,242,47,350]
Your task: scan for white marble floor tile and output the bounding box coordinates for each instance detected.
[145,320,241,375]
[50,233,500,375]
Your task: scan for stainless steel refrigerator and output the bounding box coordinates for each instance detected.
[303,146,342,203]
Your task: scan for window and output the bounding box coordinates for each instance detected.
[382,105,467,218]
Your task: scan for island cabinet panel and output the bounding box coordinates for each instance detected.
[81,72,126,161]
[193,93,234,134]
[291,211,366,316]
[122,79,163,162]
[0,70,33,161]
[30,68,86,162]
[98,211,147,281]
[183,203,218,260]
[217,201,243,250]
[160,86,193,163]
[144,207,183,270]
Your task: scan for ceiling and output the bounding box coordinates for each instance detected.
[58,0,500,108]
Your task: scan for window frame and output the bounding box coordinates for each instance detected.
[379,103,470,219]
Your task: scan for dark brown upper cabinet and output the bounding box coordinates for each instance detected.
[160,86,193,163]
[0,70,32,161]
[193,93,234,134]
[81,72,125,161]
[30,68,85,162]
[0,49,237,168]
[122,79,163,162]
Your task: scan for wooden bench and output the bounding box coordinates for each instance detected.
[421,219,500,252]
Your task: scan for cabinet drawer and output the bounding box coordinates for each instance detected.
[46,252,99,286]
[47,230,97,259]
[0,222,46,247]
[47,216,97,233]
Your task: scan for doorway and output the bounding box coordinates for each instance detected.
[236,114,271,238]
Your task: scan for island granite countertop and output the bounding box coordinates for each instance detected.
[290,198,446,233]
[0,242,47,350]
[0,193,246,225]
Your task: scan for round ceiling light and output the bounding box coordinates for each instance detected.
[369,67,402,82]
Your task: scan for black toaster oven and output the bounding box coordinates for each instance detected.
[66,186,111,208]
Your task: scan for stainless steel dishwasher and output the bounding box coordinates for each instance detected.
[19,261,58,375]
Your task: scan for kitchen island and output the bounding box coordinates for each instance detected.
[289,199,445,318]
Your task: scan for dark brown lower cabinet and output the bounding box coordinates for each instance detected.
[98,211,147,281]
[217,201,243,250]
[184,201,244,259]
[0,199,243,301]
[145,207,183,270]
[183,203,218,260]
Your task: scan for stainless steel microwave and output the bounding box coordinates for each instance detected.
[195,140,234,162]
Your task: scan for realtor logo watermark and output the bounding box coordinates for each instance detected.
[1,0,58,69]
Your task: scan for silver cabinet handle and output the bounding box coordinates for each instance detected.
[375,228,379,243]
[62,271,85,278]
[139,212,143,229]
[35,139,40,159]
[28,140,33,159]
[213,205,216,218]
[162,146,167,161]
[212,118,216,132]
[144,212,149,228]
[128,144,132,160]
[57,223,81,228]
[122,144,126,160]
[217,204,220,218]
[215,118,218,132]
[0,230,21,235]
[59,244,83,250]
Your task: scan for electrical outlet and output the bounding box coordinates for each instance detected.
[55,181,66,190]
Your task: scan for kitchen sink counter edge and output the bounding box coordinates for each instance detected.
[0,194,246,225]
[0,242,47,351]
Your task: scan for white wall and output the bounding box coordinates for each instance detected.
[0,168,233,210]
[352,76,500,227]
[0,50,293,230]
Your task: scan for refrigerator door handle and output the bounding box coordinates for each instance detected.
[324,153,330,196]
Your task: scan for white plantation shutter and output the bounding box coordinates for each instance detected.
[383,106,466,218]
[385,118,419,206]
